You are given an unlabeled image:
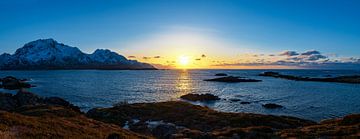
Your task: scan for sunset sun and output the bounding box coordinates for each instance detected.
[178,55,190,67]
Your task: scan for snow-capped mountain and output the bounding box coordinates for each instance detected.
[0,39,156,70]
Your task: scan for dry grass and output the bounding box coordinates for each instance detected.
[0,106,151,139]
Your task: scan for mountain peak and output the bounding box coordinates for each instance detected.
[0,39,156,70]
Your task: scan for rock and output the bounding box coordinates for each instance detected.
[259,71,360,84]
[259,72,280,77]
[180,93,220,101]
[215,73,228,76]
[0,92,17,111]
[204,76,262,83]
[340,114,360,125]
[229,99,241,102]
[240,102,251,104]
[262,103,283,109]
[1,76,32,90]
[44,97,81,112]
[13,90,42,106]
[152,124,177,139]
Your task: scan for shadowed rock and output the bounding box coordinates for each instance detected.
[259,71,360,84]
[1,76,32,90]
[180,93,220,101]
[0,90,80,112]
[215,73,228,76]
[229,98,241,102]
[262,103,283,109]
[204,76,262,83]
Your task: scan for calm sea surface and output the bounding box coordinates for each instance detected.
[1,69,359,121]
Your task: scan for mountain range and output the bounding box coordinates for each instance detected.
[0,39,156,70]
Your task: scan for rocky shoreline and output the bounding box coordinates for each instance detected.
[0,77,359,138]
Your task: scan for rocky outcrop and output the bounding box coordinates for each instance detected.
[215,73,228,76]
[262,103,284,109]
[259,71,360,84]
[278,114,360,138]
[86,101,316,138]
[180,93,220,101]
[0,76,32,90]
[0,90,80,112]
[204,76,262,83]
[0,91,149,139]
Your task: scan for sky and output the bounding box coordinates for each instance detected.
[0,0,360,69]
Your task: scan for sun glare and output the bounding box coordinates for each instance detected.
[178,55,190,67]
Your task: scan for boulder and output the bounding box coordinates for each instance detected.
[215,73,228,76]
[13,90,42,106]
[262,103,283,109]
[180,93,220,101]
[204,76,261,83]
[44,97,81,112]
[1,76,32,90]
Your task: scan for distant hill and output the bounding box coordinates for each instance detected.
[0,39,156,70]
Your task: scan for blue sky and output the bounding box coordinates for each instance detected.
[0,0,360,68]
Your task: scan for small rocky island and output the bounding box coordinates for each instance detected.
[180,93,220,101]
[204,76,262,83]
[0,76,359,138]
[259,71,360,84]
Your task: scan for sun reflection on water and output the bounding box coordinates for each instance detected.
[174,70,192,98]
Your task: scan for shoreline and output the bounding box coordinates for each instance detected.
[0,90,359,138]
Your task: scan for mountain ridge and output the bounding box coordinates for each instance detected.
[0,38,156,70]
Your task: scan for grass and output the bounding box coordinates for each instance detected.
[0,106,152,139]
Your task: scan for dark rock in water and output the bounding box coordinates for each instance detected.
[259,71,360,84]
[180,93,220,101]
[229,98,241,102]
[204,76,262,83]
[241,102,251,104]
[262,103,283,109]
[13,90,42,106]
[152,124,177,139]
[215,73,228,76]
[259,72,280,77]
[0,92,17,111]
[1,76,32,90]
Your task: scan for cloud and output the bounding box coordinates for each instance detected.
[306,54,327,61]
[195,58,201,61]
[279,51,299,56]
[143,57,151,60]
[154,56,161,58]
[128,56,136,58]
[201,54,206,58]
[301,50,321,55]
[211,50,359,69]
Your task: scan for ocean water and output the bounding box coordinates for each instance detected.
[1,69,359,121]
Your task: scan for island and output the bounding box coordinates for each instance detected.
[259,71,360,84]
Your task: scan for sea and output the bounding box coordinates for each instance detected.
[1,69,359,122]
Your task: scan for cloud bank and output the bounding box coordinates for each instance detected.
[212,50,360,69]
